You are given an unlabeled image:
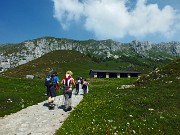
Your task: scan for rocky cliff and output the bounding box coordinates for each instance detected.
[0,37,180,71]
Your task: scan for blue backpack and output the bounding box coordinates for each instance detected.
[44,74,55,86]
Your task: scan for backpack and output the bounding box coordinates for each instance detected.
[63,75,72,90]
[45,74,55,86]
[82,81,88,89]
[75,79,80,85]
[65,77,69,86]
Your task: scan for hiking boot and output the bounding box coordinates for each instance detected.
[67,106,72,111]
[49,103,55,110]
[64,109,67,112]
[48,102,51,107]
[48,102,54,107]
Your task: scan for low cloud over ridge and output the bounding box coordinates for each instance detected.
[52,0,180,40]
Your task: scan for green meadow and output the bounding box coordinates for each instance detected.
[56,77,179,134]
[0,50,179,134]
[0,77,46,116]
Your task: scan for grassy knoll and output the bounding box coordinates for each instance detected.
[0,50,96,79]
[0,76,47,117]
[56,59,180,134]
[0,50,117,79]
[1,50,169,79]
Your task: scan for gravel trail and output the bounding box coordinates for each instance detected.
[0,89,84,135]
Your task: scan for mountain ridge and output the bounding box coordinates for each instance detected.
[0,37,179,72]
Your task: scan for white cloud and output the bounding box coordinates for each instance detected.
[52,0,84,29]
[52,0,180,40]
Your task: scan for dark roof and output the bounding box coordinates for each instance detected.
[89,69,141,74]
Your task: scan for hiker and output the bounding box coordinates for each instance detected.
[79,77,83,89]
[75,77,81,95]
[61,71,76,112]
[45,71,59,109]
[82,79,89,95]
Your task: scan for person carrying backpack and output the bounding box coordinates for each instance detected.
[75,77,81,95]
[45,71,59,109]
[79,77,83,89]
[82,79,89,95]
[61,71,75,112]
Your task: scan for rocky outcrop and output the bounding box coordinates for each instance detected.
[0,37,179,71]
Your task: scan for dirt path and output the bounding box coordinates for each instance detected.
[0,89,84,135]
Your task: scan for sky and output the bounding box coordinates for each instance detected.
[0,0,180,44]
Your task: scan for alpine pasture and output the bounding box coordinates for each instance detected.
[0,50,179,134]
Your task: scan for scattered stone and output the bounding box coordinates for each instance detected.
[26,75,34,79]
[118,85,135,89]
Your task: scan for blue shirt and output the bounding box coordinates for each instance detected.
[53,76,59,84]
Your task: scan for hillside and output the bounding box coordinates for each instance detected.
[0,37,179,73]
[55,58,180,134]
[134,58,180,86]
[1,50,178,80]
[0,76,46,117]
[3,49,144,79]
[0,54,179,134]
[0,50,98,79]
[2,49,162,79]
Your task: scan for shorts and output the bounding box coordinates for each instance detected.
[47,86,56,97]
[63,89,72,98]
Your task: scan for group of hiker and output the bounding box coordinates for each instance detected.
[45,71,89,112]
[75,76,89,95]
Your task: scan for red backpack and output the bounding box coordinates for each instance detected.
[63,74,72,89]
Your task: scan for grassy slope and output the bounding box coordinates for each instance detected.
[0,50,135,117]
[56,59,180,135]
[3,49,161,79]
[1,50,106,79]
[0,50,99,117]
[1,50,179,134]
[0,76,46,117]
